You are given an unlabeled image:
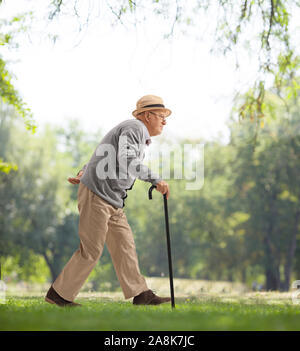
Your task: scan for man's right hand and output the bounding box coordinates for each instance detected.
[68,170,83,185]
[155,180,170,199]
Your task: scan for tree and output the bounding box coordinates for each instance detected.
[228,88,300,291]
[0,11,37,172]
[0,12,36,133]
[44,0,300,129]
[1,0,299,137]
[0,106,102,282]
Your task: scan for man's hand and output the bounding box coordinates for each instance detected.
[68,170,83,185]
[155,180,170,199]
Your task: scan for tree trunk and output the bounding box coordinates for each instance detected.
[284,211,300,291]
[42,252,57,283]
[264,233,281,290]
[263,187,282,291]
[265,265,280,290]
[241,267,247,283]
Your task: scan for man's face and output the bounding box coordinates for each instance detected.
[146,110,167,136]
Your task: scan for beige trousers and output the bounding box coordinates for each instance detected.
[52,182,149,302]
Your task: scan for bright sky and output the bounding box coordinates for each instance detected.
[1,0,261,144]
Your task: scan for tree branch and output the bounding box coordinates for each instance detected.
[48,0,63,20]
[266,0,275,52]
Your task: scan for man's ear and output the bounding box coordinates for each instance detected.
[145,111,151,122]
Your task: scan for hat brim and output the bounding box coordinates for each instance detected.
[132,107,172,118]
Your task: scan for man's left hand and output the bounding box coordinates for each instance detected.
[68,170,83,185]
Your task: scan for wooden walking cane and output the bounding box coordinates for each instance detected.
[148,185,175,309]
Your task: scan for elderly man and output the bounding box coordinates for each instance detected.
[45,95,172,307]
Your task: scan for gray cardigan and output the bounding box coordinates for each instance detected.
[79,118,162,208]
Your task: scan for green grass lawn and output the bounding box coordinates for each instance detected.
[1,293,300,331]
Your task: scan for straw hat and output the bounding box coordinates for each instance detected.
[132,95,172,118]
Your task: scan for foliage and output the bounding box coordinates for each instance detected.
[2,253,50,284]
[0,12,37,173]
[0,12,36,134]
[45,0,300,129]
[0,157,17,173]
[1,1,299,137]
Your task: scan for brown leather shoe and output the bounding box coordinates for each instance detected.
[45,286,81,307]
[133,289,171,305]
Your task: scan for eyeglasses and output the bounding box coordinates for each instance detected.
[149,111,167,122]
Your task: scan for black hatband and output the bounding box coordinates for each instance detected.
[143,104,165,108]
